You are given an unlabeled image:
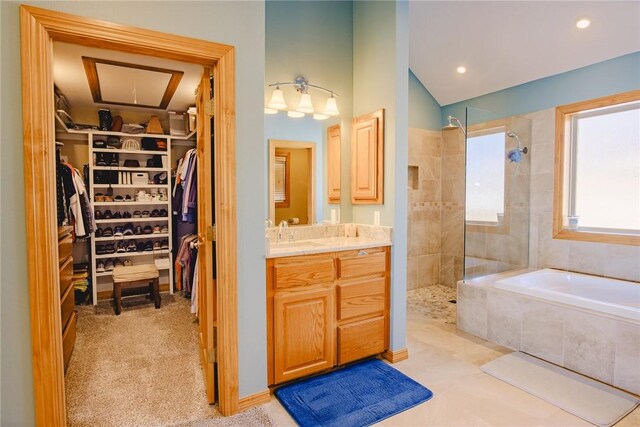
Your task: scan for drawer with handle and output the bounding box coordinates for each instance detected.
[336,248,387,280]
[273,254,335,289]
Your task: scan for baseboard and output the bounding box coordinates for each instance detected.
[382,348,409,363]
[97,283,170,300]
[238,389,271,411]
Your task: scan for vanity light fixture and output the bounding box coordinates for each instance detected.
[576,18,591,29]
[266,76,340,120]
[456,66,467,74]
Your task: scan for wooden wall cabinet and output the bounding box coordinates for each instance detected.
[267,247,390,385]
[351,109,384,204]
[327,124,341,204]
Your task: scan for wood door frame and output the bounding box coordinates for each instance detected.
[268,139,316,226]
[19,5,239,425]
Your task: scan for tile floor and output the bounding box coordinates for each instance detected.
[263,285,640,426]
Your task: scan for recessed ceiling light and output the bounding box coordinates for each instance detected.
[576,18,590,29]
[456,66,466,74]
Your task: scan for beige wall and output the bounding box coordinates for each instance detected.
[407,128,442,289]
[526,108,640,281]
[275,148,310,225]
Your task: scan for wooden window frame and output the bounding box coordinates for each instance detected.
[274,151,291,208]
[553,90,640,246]
[20,5,240,424]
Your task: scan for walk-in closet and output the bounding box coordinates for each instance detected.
[53,40,217,425]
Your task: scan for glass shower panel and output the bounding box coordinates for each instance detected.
[464,107,532,279]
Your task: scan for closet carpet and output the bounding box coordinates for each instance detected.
[65,295,274,427]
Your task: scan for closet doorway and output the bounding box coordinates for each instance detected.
[20,5,238,425]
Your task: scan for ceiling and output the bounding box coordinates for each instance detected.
[409,1,640,106]
[53,42,203,114]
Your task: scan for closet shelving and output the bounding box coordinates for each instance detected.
[56,115,196,305]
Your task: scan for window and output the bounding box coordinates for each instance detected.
[274,151,290,208]
[465,128,506,224]
[554,91,640,245]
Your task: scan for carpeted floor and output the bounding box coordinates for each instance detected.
[66,295,274,427]
[406,285,457,324]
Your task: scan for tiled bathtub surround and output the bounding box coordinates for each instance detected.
[457,272,640,395]
[525,108,640,282]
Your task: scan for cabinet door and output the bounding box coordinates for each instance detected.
[351,109,384,204]
[274,286,335,384]
[327,124,341,204]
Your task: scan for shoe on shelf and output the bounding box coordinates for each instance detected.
[113,226,124,237]
[160,240,169,250]
[123,211,132,219]
[105,259,114,271]
[133,210,142,218]
[116,242,127,253]
[134,225,143,235]
[159,209,168,217]
[114,195,124,202]
[152,225,162,234]
[96,245,106,255]
[141,210,150,218]
[114,258,124,267]
[104,195,114,202]
[124,259,133,266]
[123,223,134,236]
[103,227,113,237]
[113,211,122,219]
[160,225,169,234]
[144,241,154,251]
[95,228,104,238]
[153,241,161,251]
[95,193,105,202]
[105,244,116,254]
[124,194,133,202]
[127,241,137,252]
[95,210,103,220]
[143,225,153,234]
[150,209,160,217]
[136,241,146,252]
[104,210,113,219]
[96,261,105,272]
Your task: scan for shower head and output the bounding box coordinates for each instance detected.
[506,131,528,162]
[442,116,467,136]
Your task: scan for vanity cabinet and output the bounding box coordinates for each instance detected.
[351,109,384,204]
[267,246,390,385]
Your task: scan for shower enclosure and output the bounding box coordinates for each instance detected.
[462,107,532,279]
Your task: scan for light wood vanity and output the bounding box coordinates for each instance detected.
[266,245,390,385]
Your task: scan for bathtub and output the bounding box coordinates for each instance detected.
[494,269,640,322]
[457,269,640,394]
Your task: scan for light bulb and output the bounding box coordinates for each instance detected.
[267,88,287,110]
[456,66,466,74]
[296,93,314,113]
[287,111,305,118]
[313,114,329,121]
[322,95,339,116]
[576,19,590,29]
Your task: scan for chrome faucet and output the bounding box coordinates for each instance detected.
[277,220,288,242]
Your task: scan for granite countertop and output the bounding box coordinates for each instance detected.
[266,236,391,258]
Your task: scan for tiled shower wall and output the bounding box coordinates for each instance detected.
[407,128,442,290]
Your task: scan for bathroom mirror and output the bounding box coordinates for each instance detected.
[268,139,316,226]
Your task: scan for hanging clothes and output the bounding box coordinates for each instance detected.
[56,150,95,237]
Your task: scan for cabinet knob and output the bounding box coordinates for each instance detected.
[357,249,368,256]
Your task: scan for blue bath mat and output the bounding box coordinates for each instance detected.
[274,358,433,427]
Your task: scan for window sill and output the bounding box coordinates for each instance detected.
[553,228,639,246]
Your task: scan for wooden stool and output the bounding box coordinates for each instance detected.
[112,265,161,315]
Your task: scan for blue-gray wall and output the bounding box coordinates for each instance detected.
[352,0,409,352]
[442,52,640,124]
[265,0,353,223]
[408,68,442,130]
[0,1,266,424]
